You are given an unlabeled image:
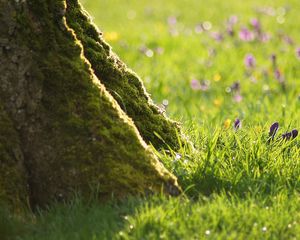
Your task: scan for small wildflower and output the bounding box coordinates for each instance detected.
[296,47,300,60]
[233,94,243,103]
[205,230,211,236]
[190,79,210,91]
[226,26,234,37]
[274,68,284,83]
[213,98,222,107]
[244,54,256,69]
[262,226,267,232]
[213,73,222,82]
[104,31,119,42]
[167,16,177,26]
[190,79,201,90]
[230,81,240,92]
[200,80,211,91]
[224,119,232,130]
[292,129,298,139]
[234,119,242,130]
[228,15,238,25]
[269,122,279,139]
[211,32,223,42]
[239,27,255,42]
[250,18,261,31]
[260,33,271,43]
[282,131,292,140]
[283,35,293,45]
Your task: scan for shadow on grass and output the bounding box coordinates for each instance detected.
[1,196,146,240]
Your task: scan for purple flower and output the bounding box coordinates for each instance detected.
[274,69,281,79]
[282,132,292,140]
[234,119,242,130]
[269,122,279,138]
[244,54,256,68]
[250,18,261,31]
[230,82,240,92]
[260,33,271,43]
[167,16,177,26]
[233,94,243,103]
[228,15,238,25]
[292,129,299,139]
[239,27,255,42]
[199,80,211,91]
[274,69,284,83]
[282,129,298,141]
[190,79,201,90]
[211,32,223,42]
[190,79,210,91]
[226,26,234,37]
[283,35,294,45]
[296,47,300,60]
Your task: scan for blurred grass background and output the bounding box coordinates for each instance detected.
[82,0,300,129]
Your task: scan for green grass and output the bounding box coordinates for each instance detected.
[6,0,300,239]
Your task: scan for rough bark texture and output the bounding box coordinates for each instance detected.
[0,0,181,210]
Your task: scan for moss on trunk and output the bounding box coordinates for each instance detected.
[65,0,184,150]
[0,0,181,209]
[0,104,28,211]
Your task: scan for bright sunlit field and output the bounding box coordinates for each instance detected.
[5,0,300,239]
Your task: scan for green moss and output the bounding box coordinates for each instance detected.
[0,105,28,211]
[0,0,181,208]
[65,0,184,150]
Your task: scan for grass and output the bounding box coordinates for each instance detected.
[5,0,300,239]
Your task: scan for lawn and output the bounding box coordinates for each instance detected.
[4,0,300,239]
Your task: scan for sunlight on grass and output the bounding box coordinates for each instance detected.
[10,0,300,239]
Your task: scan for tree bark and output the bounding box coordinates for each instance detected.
[0,0,181,210]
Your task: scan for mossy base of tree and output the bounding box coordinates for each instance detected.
[0,0,181,210]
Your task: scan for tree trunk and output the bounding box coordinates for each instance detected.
[65,0,183,150]
[0,0,181,210]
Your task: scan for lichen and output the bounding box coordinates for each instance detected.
[65,0,184,150]
[0,0,181,209]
